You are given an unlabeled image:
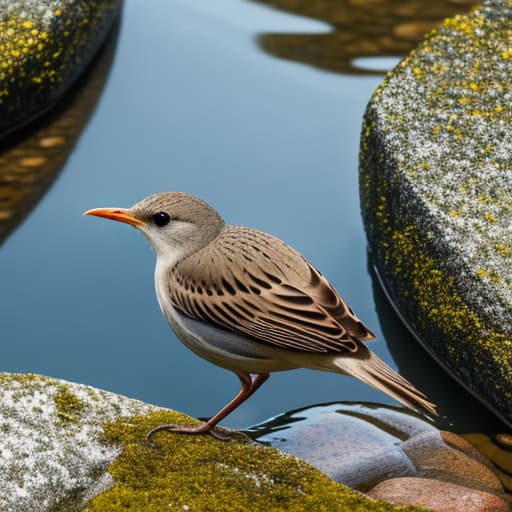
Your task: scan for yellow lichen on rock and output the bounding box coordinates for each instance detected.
[54,386,84,425]
[0,0,121,136]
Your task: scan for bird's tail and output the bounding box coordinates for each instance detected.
[321,344,437,417]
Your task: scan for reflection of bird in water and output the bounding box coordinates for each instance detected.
[248,0,479,75]
[86,191,436,440]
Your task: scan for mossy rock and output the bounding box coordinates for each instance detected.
[0,373,429,511]
[0,0,122,138]
[360,0,512,425]
[85,411,430,512]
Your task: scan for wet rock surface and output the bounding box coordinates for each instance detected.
[465,433,512,493]
[359,0,512,425]
[252,402,511,511]
[253,403,430,490]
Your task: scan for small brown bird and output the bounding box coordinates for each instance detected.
[85,192,436,439]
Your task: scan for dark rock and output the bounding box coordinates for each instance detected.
[0,0,122,137]
[0,1,121,244]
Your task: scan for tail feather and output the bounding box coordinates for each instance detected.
[331,345,437,417]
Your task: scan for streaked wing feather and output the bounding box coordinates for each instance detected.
[169,227,375,353]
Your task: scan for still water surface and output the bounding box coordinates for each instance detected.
[0,0,498,432]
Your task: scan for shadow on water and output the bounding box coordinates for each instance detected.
[0,21,121,246]
[246,0,479,75]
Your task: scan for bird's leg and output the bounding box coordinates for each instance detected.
[147,372,270,441]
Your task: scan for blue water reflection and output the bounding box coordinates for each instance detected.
[0,0,488,431]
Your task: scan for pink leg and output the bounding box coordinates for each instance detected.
[147,372,270,441]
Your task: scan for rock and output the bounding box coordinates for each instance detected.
[253,402,430,490]
[368,477,511,512]
[0,0,122,244]
[0,373,426,512]
[0,0,122,138]
[253,403,510,509]
[401,430,503,491]
[359,0,512,425]
[0,373,155,512]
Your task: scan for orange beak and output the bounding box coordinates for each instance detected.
[83,207,146,227]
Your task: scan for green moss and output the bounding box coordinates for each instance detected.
[54,387,84,426]
[83,411,430,512]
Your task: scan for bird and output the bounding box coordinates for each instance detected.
[84,191,436,439]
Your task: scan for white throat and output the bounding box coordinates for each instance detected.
[154,253,178,322]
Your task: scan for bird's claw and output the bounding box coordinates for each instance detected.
[146,423,232,442]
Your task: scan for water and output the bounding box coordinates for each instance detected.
[0,0,497,433]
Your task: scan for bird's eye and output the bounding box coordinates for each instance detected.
[152,211,171,227]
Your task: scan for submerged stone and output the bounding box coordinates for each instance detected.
[368,477,511,512]
[359,0,512,425]
[252,403,430,490]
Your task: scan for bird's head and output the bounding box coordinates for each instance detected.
[84,191,225,262]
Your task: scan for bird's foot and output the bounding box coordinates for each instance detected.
[147,423,232,442]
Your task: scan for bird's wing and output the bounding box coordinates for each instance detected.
[168,226,375,353]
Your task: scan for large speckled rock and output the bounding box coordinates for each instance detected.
[0,373,427,512]
[359,0,512,425]
[0,0,122,137]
